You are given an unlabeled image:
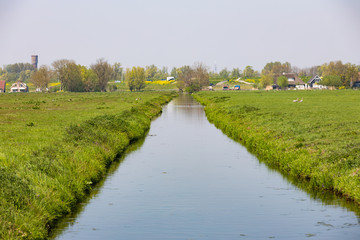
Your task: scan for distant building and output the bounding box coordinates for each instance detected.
[274,73,306,89]
[10,82,28,93]
[0,81,6,92]
[353,72,360,88]
[308,75,327,89]
[167,76,175,81]
[31,55,38,69]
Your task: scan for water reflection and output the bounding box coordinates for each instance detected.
[49,137,146,238]
[279,172,360,218]
[171,93,205,120]
[52,93,360,240]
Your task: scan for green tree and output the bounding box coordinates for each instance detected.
[345,63,358,87]
[112,62,123,81]
[145,64,158,81]
[160,66,169,79]
[320,61,359,87]
[320,61,346,77]
[63,63,83,92]
[243,66,255,79]
[126,67,146,91]
[6,63,35,73]
[7,73,17,82]
[24,70,33,82]
[176,65,193,91]
[230,68,241,79]
[30,66,52,91]
[80,66,100,92]
[125,68,135,91]
[17,71,26,82]
[209,71,219,79]
[277,76,288,89]
[91,58,113,92]
[262,61,291,76]
[135,67,146,91]
[259,74,273,89]
[219,68,230,79]
[170,67,178,78]
[0,72,9,81]
[3,63,35,83]
[321,75,342,88]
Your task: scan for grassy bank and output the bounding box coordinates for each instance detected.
[194,90,360,204]
[0,91,176,239]
[109,80,178,91]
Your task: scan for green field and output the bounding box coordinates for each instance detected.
[109,80,178,91]
[194,90,360,205]
[0,91,175,239]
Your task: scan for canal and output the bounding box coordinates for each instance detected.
[52,94,360,239]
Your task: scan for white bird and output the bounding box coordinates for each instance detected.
[299,98,303,102]
[293,98,299,102]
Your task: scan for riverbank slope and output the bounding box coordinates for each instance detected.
[194,90,360,205]
[0,91,176,239]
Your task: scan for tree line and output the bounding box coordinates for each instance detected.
[1,59,359,92]
[258,61,360,89]
[208,65,259,80]
[37,59,117,92]
[124,63,210,93]
[0,63,36,82]
[0,59,123,92]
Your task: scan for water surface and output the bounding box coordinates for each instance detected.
[53,94,360,239]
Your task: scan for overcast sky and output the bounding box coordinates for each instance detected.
[0,0,359,71]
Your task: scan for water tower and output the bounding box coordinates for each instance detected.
[31,55,38,69]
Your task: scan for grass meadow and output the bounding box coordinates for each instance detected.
[109,80,178,91]
[0,91,175,239]
[194,90,360,205]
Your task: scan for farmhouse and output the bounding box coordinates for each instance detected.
[274,73,306,89]
[10,82,28,93]
[0,80,5,92]
[353,72,360,88]
[285,73,306,89]
[308,75,327,89]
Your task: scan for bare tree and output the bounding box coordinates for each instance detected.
[52,59,76,90]
[193,62,209,88]
[291,66,301,74]
[91,58,113,92]
[30,65,52,91]
[176,65,193,91]
[176,63,209,92]
[112,62,123,80]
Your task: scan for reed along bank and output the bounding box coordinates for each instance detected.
[194,90,360,205]
[0,91,176,239]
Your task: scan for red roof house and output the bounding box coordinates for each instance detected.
[0,81,5,93]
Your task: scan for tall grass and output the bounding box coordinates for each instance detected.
[194,90,360,205]
[0,91,176,239]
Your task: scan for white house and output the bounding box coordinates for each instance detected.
[10,82,28,93]
[307,75,327,89]
[274,73,306,89]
